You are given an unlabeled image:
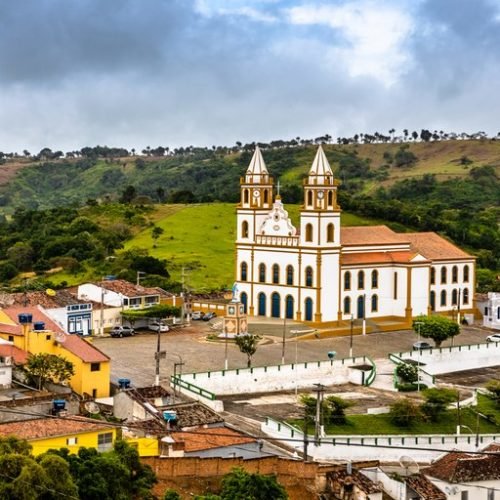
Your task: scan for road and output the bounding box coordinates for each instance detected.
[93,319,492,388]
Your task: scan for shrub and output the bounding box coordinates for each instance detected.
[421,388,457,422]
[396,363,418,383]
[389,399,422,427]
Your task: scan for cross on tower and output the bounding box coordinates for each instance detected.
[276,180,281,196]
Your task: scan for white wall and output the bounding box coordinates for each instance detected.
[429,477,500,500]
[262,419,500,463]
[78,283,122,307]
[483,292,500,330]
[411,266,430,316]
[430,261,474,313]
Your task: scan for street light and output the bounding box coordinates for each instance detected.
[171,354,184,404]
[414,321,423,392]
[349,314,354,358]
[281,312,287,365]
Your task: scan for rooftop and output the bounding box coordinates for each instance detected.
[341,225,410,246]
[341,251,424,266]
[7,290,87,309]
[329,470,381,495]
[158,401,224,428]
[406,474,446,500]
[0,417,112,440]
[61,335,110,363]
[170,427,255,452]
[0,306,65,334]
[424,443,500,483]
[0,344,28,364]
[405,232,474,261]
[97,279,163,298]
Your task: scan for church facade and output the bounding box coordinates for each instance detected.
[235,146,475,327]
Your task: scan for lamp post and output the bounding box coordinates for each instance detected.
[362,294,366,336]
[281,313,287,365]
[414,321,423,392]
[349,314,354,358]
[172,355,185,404]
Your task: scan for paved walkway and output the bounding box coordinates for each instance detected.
[370,358,397,391]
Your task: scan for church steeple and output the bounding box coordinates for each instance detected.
[245,146,269,184]
[308,145,334,184]
[240,146,274,210]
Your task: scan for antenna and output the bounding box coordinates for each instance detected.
[399,455,420,476]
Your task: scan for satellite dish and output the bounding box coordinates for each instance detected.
[84,401,100,414]
[399,455,420,475]
[46,288,56,296]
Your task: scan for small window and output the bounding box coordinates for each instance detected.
[90,363,100,372]
[8,336,13,342]
[344,272,351,291]
[241,262,248,282]
[430,267,435,285]
[463,265,469,283]
[97,432,114,452]
[305,223,313,242]
[307,191,313,206]
[441,266,447,284]
[430,291,436,311]
[371,294,378,312]
[242,221,249,238]
[327,223,334,243]
[461,491,469,500]
[305,267,313,287]
[327,191,333,206]
[452,265,458,283]
[272,264,280,284]
[463,288,469,305]
[92,389,97,399]
[358,271,365,290]
[487,489,494,500]
[344,297,351,314]
[46,334,51,341]
[440,290,447,306]
[452,289,458,306]
[243,189,249,204]
[66,437,78,446]
[286,265,294,285]
[371,270,378,288]
[259,263,266,283]
[263,190,269,204]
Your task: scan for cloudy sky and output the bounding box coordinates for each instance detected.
[0,0,499,152]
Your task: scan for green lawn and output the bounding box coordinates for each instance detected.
[122,203,390,291]
[289,396,500,436]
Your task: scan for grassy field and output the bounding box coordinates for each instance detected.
[122,203,389,291]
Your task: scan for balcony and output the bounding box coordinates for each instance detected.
[255,234,299,247]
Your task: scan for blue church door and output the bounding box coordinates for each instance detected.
[271,293,280,318]
[305,298,313,321]
[357,296,365,319]
[285,296,294,319]
[241,292,247,313]
[258,293,266,316]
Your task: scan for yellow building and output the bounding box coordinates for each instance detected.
[0,306,111,398]
[0,417,117,456]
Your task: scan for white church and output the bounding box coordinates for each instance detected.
[235,146,475,328]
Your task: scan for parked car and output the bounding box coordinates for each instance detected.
[486,333,500,343]
[110,326,135,338]
[202,312,217,321]
[191,311,204,320]
[412,341,432,351]
[148,321,170,333]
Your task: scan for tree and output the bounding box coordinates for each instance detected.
[235,334,260,368]
[219,467,288,500]
[151,226,164,247]
[413,315,460,347]
[485,379,500,406]
[396,363,418,384]
[324,395,352,424]
[24,353,75,390]
[420,388,457,422]
[389,399,422,427]
[120,185,137,204]
[164,490,182,500]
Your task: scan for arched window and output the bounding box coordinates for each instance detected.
[305,266,313,287]
[440,290,447,306]
[258,293,266,316]
[344,296,351,314]
[327,223,334,242]
[371,294,378,312]
[241,292,248,313]
[259,263,266,283]
[358,271,365,289]
[263,190,269,204]
[441,267,447,284]
[344,272,351,291]
[305,298,313,321]
[357,296,365,319]
[285,295,294,319]
[371,270,378,289]
[463,288,469,305]
[430,267,436,285]
[327,190,333,206]
[240,262,248,282]
[430,291,436,311]
[452,289,458,305]
[271,292,280,318]
[286,265,294,285]
[242,221,249,238]
[243,189,249,204]
[463,265,469,283]
[305,223,313,242]
[307,191,313,206]
[272,264,280,284]
[452,265,458,283]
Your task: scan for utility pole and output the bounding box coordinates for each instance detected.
[457,288,462,325]
[456,390,461,435]
[349,314,354,358]
[313,383,326,445]
[136,271,146,286]
[154,322,166,387]
[281,313,287,365]
[172,360,185,403]
[303,411,309,462]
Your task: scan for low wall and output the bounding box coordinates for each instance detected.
[389,342,500,375]
[176,356,375,397]
[262,418,500,464]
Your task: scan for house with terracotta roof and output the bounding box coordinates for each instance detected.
[424,443,500,499]
[0,306,111,398]
[0,417,117,455]
[235,146,475,330]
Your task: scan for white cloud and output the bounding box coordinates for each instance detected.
[194,0,279,22]
[287,1,414,85]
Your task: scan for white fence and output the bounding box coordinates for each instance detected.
[261,418,500,463]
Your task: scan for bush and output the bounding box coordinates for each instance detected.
[396,383,427,392]
[486,379,500,407]
[389,399,422,427]
[421,388,457,422]
[396,363,418,384]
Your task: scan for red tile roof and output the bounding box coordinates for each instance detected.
[341,251,425,266]
[424,444,500,483]
[170,427,255,452]
[406,474,446,500]
[0,344,28,364]
[7,290,86,308]
[98,280,160,297]
[0,417,112,440]
[0,323,23,336]
[341,225,410,246]
[1,306,65,334]
[61,335,110,363]
[405,232,473,260]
